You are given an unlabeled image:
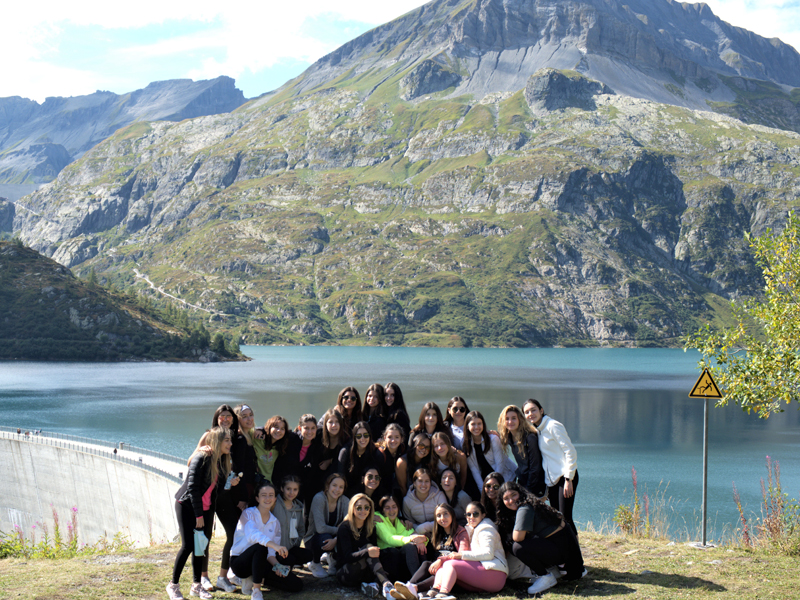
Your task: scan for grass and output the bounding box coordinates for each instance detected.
[1,532,797,599]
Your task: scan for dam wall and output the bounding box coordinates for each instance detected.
[0,430,182,546]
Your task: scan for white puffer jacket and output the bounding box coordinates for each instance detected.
[403,482,446,534]
[461,518,508,574]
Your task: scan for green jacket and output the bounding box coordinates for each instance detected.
[375,514,425,549]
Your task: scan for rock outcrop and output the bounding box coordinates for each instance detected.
[524,69,613,115]
[0,77,247,185]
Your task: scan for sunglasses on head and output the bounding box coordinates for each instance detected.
[484,484,500,491]
[451,406,466,413]
[465,511,482,518]
[355,433,370,440]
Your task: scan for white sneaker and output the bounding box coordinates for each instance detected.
[393,581,418,600]
[241,577,253,595]
[361,582,380,598]
[227,569,242,586]
[189,582,212,600]
[166,582,184,600]
[216,576,236,592]
[200,576,214,592]
[383,581,394,600]
[250,588,263,600]
[528,573,557,595]
[320,551,330,566]
[307,561,328,578]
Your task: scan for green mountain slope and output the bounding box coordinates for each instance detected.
[0,241,246,360]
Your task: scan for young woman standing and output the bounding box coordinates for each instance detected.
[443,397,469,450]
[335,386,363,433]
[168,427,236,600]
[522,399,579,536]
[384,383,411,436]
[409,403,447,444]
[379,423,406,498]
[363,383,388,441]
[423,502,508,600]
[462,410,516,491]
[497,405,545,498]
[253,415,289,484]
[304,473,349,578]
[430,432,468,490]
[229,481,303,600]
[273,414,320,508]
[495,481,584,596]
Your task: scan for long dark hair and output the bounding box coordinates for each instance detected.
[480,472,505,522]
[384,382,408,416]
[362,383,386,419]
[412,402,447,437]
[445,396,470,425]
[212,404,239,433]
[320,408,350,449]
[494,481,562,538]
[380,423,407,458]
[462,410,491,457]
[348,421,377,473]
[438,467,462,505]
[406,432,434,474]
[431,503,459,549]
[335,386,362,429]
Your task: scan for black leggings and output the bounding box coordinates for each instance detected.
[172,501,213,584]
[309,532,335,562]
[336,557,389,587]
[548,470,579,536]
[380,544,424,581]
[230,544,304,591]
[512,527,584,580]
[278,545,313,567]
[202,491,241,573]
[408,560,436,593]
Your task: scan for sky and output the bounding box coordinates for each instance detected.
[2,0,800,103]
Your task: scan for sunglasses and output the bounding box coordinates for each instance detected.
[484,484,500,491]
[451,406,466,413]
[366,474,381,481]
[465,511,482,518]
[343,395,357,401]
[354,505,370,512]
[355,433,370,440]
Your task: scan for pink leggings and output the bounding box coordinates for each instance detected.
[433,560,506,593]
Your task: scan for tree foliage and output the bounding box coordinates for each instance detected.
[684,211,800,418]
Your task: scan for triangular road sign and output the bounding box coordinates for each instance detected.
[689,368,723,399]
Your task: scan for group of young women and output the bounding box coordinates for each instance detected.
[167,385,584,600]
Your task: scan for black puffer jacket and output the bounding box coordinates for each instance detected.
[175,453,220,517]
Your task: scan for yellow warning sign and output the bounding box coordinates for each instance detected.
[689,368,723,399]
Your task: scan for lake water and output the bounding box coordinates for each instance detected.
[3,346,799,541]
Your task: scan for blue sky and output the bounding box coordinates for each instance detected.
[2,0,799,102]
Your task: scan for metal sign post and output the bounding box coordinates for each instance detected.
[689,368,723,547]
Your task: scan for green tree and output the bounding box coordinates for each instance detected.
[210,332,226,355]
[684,211,800,418]
[87,267,98,288]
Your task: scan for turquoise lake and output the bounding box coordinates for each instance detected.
[3,346,798,541]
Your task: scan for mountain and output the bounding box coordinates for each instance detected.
[0,77,247,185]
[0,241,246,361]
[8,0,800,347]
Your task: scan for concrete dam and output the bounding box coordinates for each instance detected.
[0,429,183,546]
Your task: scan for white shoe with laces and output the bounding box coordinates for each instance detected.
[528,573,557,595]
[250,588,263,600]
[200,576,214,592]
[216,576,236,592]
[227,569,242,586]
[241,576,253,595]
[307,561,328,578]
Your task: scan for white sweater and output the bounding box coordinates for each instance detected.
[465,433,517,485]
[230,507,280,558]
[536,415,577,487]
[461,518,508,574]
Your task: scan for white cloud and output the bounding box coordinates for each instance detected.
[1,0,799,102]
[703,0,800,50]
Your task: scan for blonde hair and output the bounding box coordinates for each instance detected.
[346,493,375,539]
[188,426,232,485]
[497,405,535,458]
